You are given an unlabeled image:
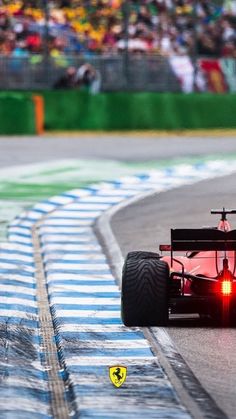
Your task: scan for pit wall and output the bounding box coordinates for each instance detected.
[1,91,236,134]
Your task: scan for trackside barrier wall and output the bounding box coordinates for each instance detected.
[41,91,236,131]
[1,91,236,133]
[0,93,36,135]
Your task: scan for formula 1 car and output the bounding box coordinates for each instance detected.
[121,209,236,326]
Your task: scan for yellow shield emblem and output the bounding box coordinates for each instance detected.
[109,366,127,388]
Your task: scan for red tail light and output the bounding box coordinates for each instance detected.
[221,280,232,296]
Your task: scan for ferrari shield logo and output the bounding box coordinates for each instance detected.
[109,366,127,387]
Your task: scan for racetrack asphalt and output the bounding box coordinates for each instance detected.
[2,133,236,418]
[1,133,236,165]
[111,173,236,419]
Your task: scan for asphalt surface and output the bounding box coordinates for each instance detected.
[1,133,236,166]
[2,133,236,418]
[111,173,236,419]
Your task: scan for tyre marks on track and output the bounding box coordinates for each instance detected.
[40,195,189,419]
[32,224,70,419]
[2,159,236,418]
[145,328,227,419]
[0,241,49,418]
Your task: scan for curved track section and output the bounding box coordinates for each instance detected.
[111,171,236,419]
[1,158,235,418]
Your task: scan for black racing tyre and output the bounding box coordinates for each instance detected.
[121,256,169,327]
[125,251,160,261]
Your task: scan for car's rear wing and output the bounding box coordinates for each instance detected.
[160,229,236,253]
[172,229,236,251]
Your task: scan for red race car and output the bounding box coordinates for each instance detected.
[121,209,236,326]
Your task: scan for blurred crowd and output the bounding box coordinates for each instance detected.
[0,0,236,58]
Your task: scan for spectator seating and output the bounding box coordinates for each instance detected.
[0,1,236,58]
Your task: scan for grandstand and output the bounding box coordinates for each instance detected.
[0,0,236,56]
[0,1,235,91]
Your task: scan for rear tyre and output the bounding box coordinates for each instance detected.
[121,255,169,327]
[125,251,160,260]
